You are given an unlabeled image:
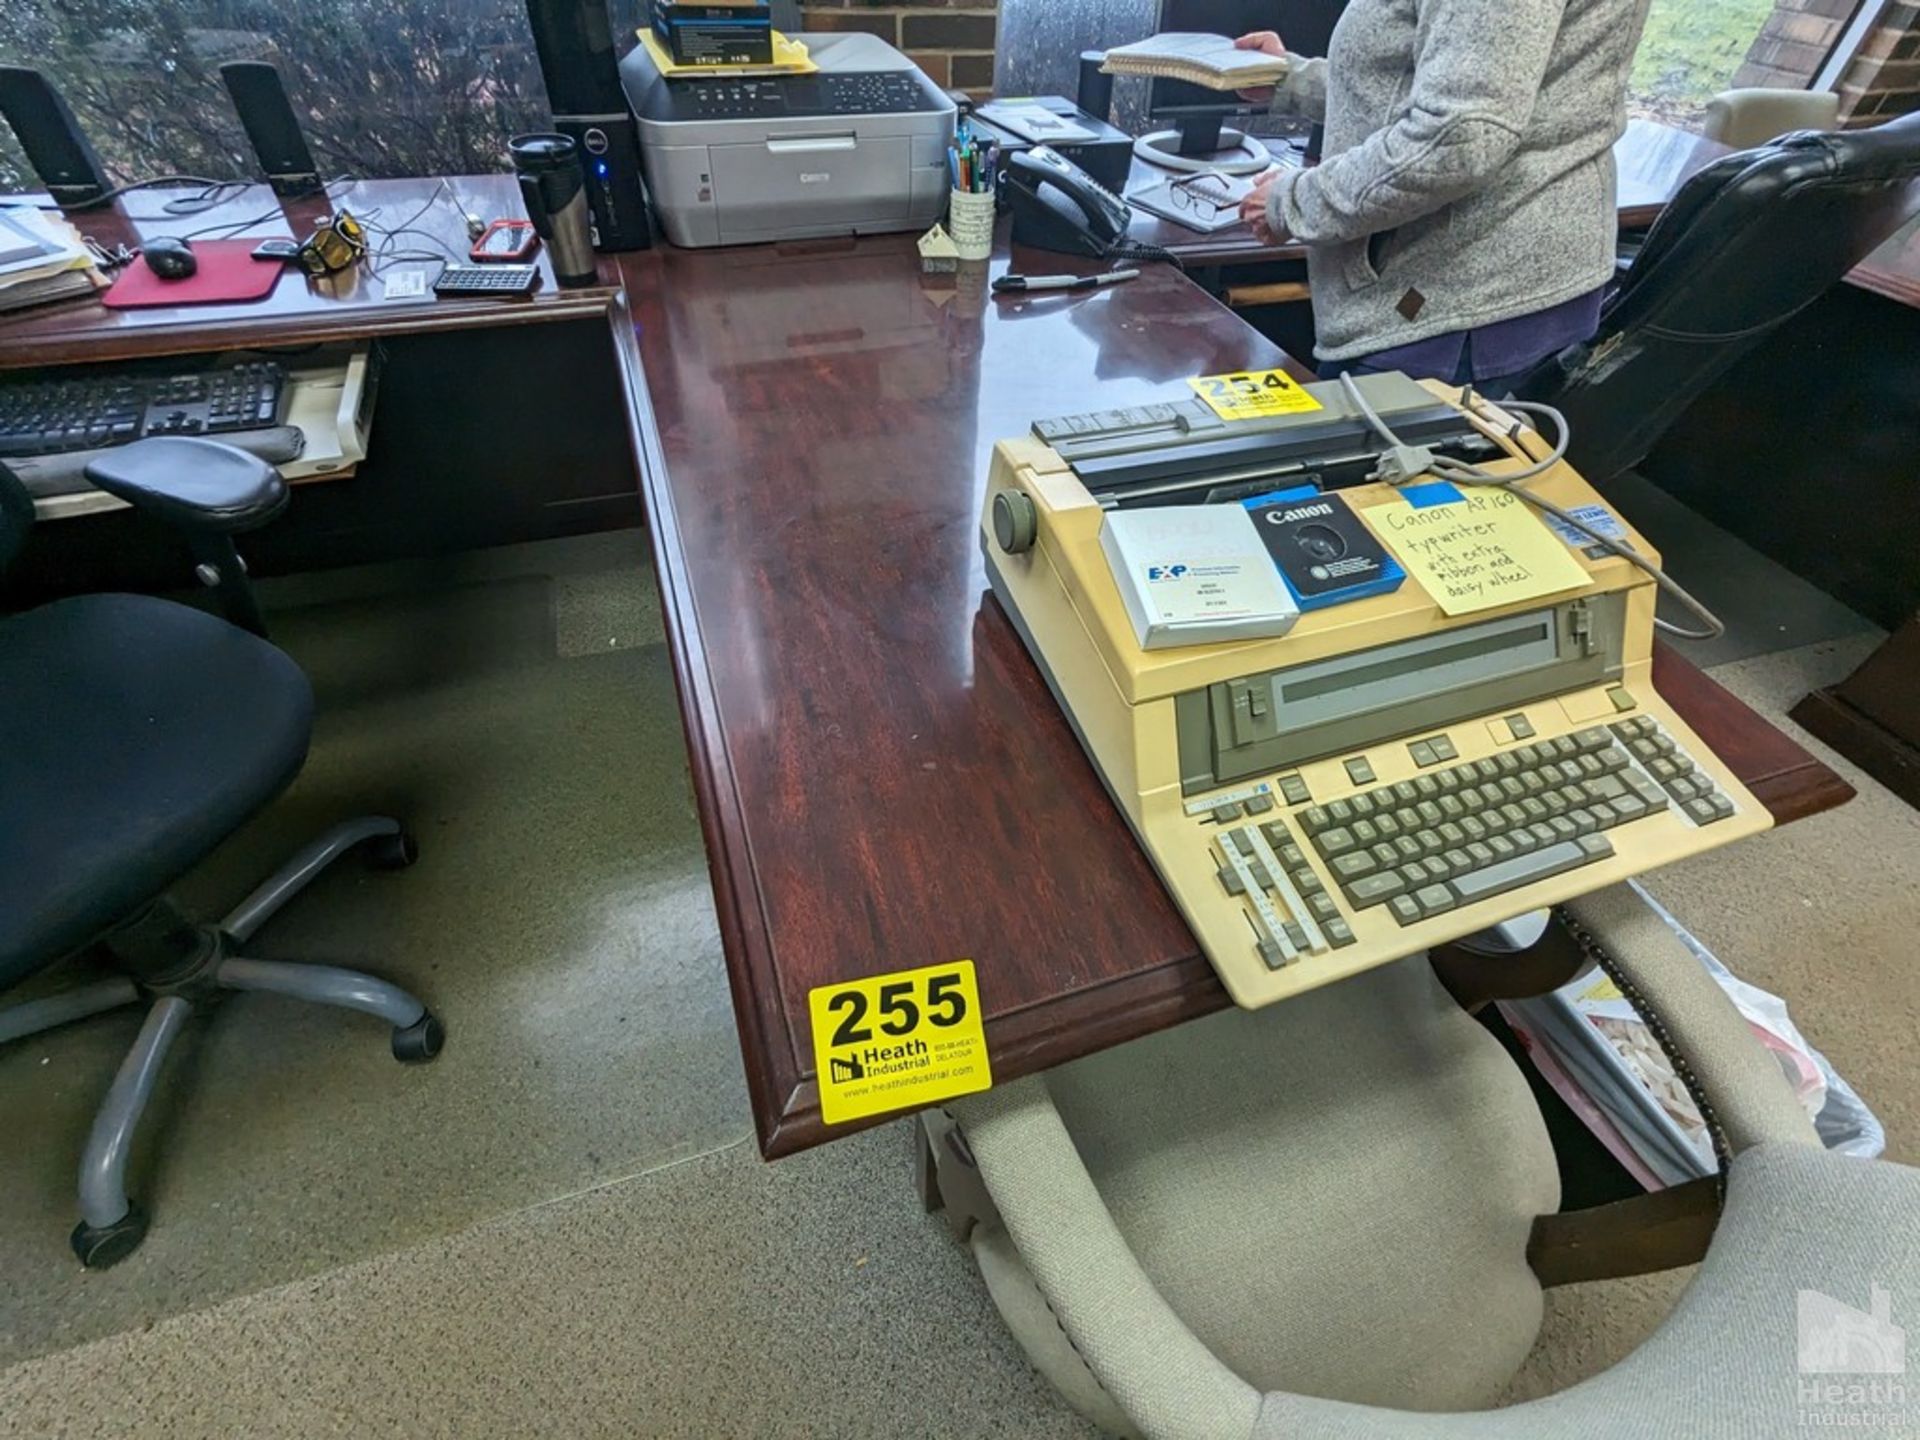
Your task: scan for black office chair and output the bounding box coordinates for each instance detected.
[1515,112,1920,485]
[0,439,442,1269]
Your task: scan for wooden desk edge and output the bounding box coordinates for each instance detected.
[604,280,805,1149]
[0,285,621,372]
[604,257,1853,1158]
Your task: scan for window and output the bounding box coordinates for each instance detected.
[994,0,1859,141]
[1628,0,1818,130]
[0,0,657,193]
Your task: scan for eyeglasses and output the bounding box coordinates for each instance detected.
[298,209,367,276]
[1167,174,1239,216]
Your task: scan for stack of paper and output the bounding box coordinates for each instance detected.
[0,206,100,315]
[1100,33,1289,92]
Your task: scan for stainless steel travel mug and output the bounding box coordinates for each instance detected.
[510,132,597,287]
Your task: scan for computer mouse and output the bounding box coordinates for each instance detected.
[143,237,197,280]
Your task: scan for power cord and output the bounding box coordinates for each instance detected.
[1336,371,1725,642]
[42,176,256,215]
[172,174,358,242]
[1109,237,1184,270]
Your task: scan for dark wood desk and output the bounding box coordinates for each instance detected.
[1,175,1857,1158]
[0,177,642,592]
[0,175,618,371]
[610,230,1854,1159]
[1853,215,1920,311]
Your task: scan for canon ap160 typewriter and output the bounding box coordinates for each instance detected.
[981,374,1769,1009]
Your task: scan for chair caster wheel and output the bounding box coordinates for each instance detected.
[392,1011,444,1063]
[71,1205,148,1269]
[363,830,419,871]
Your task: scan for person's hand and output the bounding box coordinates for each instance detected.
[1239,172,1285,244]
[1234,30,1288,104]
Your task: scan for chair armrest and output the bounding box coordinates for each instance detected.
[1561,883,1820,1155]
[83,437,288,534]
[951,1079,1262,1440]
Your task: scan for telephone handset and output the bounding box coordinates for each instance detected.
[1004,144,1134,258]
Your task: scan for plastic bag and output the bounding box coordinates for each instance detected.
[1499,881,1883,1189]
[1633,882,1884,1161]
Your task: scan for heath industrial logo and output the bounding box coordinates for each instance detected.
[1797,1284,1907,1430]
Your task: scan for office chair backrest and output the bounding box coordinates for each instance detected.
[1702,87,1840,149]
[0,462,32,574]
[1515,112,1920,486]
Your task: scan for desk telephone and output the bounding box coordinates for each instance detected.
[1005,145,1132,257]
[981,375,1772,1009]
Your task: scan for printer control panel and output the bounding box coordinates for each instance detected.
[672,71,944,120]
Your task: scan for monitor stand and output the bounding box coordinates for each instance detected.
[1133,113,1271,176]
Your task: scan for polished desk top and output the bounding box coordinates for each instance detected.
[1855,215,1920,310]
[0,169,1862,1157]
[611,232,1854,1158]
[0,175,619,370]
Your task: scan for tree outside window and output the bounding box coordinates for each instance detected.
[0,0,653,193]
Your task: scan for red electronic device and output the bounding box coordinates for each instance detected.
[470,219,540,263]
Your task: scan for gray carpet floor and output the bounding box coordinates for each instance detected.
[0,534,750,1366]
[1,504,1913,1435]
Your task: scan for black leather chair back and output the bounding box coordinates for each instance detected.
[1515,112,1920,485]
[0,462,32,575]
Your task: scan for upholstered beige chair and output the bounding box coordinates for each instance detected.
[923,883,1918,1438]
[1703,88,1841,149]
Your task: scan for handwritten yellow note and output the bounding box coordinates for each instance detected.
[1367,487,1592,616]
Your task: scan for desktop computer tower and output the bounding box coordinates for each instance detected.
[524,0,654,251]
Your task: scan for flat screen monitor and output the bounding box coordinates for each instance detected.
[1148,0,1344,160]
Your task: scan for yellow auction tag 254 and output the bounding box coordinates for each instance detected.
[1189,368,1324,421]
[808,959,992,1124]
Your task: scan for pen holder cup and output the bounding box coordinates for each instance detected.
[948,189,995,262]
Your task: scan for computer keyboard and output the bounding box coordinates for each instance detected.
[0,360,287,459]
[1193,708,1750,973]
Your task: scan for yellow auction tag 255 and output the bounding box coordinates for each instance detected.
[808,959,992,1124]
[1189,368,1324,421]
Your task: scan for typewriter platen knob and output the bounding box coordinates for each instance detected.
[992,489,1037,554]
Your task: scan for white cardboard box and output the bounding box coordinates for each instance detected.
[1099,504,1299,650]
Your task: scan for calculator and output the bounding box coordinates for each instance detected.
[432,264,540,298]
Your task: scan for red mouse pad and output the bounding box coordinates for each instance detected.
[102,238,292,309]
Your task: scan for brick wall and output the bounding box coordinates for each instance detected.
[1834,1,1920,124]
[798,1,1000,97]
[1732,0,1920,126]
[1731,0,1856,89]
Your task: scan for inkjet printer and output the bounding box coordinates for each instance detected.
[619,32,956,248]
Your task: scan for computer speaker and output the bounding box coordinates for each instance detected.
[220,62,324,198]
[523,0,653,252]
[0,67,112,207]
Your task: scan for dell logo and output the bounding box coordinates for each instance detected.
[799,172,830,184]
[583,127,609,155]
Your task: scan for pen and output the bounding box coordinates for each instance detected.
[992,268,1142,294]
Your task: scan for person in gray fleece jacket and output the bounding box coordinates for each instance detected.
[1234,0,1653,392]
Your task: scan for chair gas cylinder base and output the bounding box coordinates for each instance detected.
[0,441,444,1269]
[27,818,442,1270]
